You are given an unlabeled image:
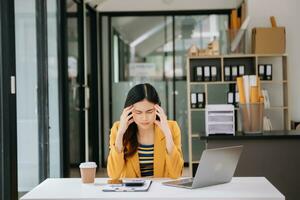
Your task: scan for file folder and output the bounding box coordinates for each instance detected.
[191,93,197,108]
[204,66,210,81]
[231,65,238,81]
[211,66,217,81]
[194,66,203,82]
[235,92,239,107]
[197,92,205,108]
[224,65,231,81]
[258,64,265,80]
[227,92,234,104]
[238,65,245,76]
[266,64,272,80]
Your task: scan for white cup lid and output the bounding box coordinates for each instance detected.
[79,162,97,168]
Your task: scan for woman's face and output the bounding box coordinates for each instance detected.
[132,99,156,130]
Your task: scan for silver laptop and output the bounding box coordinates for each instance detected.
[163,145,243,189]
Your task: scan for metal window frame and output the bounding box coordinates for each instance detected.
[77,0,86,166]
[0,0,18,199]
[98,14,105,167]
[86,5,100,164]
[36,0,50,182]
[57,0,70,177]
[100,10,231,16]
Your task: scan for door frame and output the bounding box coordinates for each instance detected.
[86,5,100,165]
[0,0,18,199]
[36,0,50,182]
[58,0,100,176]
[57,0,70,177]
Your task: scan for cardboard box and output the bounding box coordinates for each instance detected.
[252,27,285,54]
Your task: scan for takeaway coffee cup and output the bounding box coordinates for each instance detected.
[79,162,97,183]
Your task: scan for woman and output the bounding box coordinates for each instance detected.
[107,83,184,179]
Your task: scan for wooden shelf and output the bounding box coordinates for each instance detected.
[187,54,289,176]
[189,53,287,59]
[224,81,237,84]
[223,54,256,58]
[190,108,205,111]
[191,80,288,85]
[189,55,221,59]
[191,106,288,112]
[265,106,288,110]
[190,81,236,85]
[207,122,235,125]
[261,80,287,84]
[256,53,288,57]
[235,107,287,111]
[191,134,200,138]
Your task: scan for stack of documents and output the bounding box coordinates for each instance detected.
[102,180,152,192]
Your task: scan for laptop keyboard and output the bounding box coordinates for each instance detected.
[179,181,193,187]
[177,178,193,184]
[165,178,194,187]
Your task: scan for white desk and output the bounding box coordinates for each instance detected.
[21,177,285,200]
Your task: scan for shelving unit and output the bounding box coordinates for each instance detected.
[186,54,290,176]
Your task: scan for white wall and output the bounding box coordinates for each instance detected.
[246,0,300,121]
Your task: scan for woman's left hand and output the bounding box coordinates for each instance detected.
[154,104,174,154]
[154,104,171,136]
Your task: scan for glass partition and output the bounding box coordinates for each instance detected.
[15,0,39,195]
[111,16,174,125]
[67,10,83,174]
[174,14,229,161]
[15,0,62,197]
[109,14,229,163]
[47,0,60,178]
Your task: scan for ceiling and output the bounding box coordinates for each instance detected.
[111,16,218,57]
[80,0,238,57]
[86,0,243,12]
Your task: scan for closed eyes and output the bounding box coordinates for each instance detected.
[134,109,154,114]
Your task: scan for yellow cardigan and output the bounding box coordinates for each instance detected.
[107,120,184,179]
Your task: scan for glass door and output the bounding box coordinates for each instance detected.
[66,0,85,176]
[15,0,39,196]
[15,0,61,198]
[65,0,99,177]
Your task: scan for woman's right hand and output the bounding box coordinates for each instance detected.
[115,106,134,152]
[118,105,134,135]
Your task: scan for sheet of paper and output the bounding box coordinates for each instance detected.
[102,180,152,192]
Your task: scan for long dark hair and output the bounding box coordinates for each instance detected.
[123,83,161,160]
